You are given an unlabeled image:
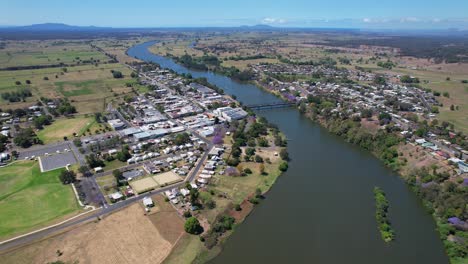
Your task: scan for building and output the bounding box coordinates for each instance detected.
[109,192,123,202]
[459,162,468,174]
[120,127,142,137]
[143,196,154,207]
[190,83,214,94]
[213,107,248,122]
[108,119,126,130]
[133,128,168,141]
[0,153,10,162]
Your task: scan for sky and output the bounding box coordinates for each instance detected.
[2,0,468,29]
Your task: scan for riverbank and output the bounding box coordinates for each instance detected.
[127,40,450,264]
[163,123,288,264]
[254,77,466,263]
[160,52,464,263]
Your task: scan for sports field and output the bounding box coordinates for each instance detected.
[129,171,182,194]
[0,161,79,239]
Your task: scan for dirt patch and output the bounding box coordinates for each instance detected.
[148,195,185,244]
[229,199,254,223]
[1,204,173,264]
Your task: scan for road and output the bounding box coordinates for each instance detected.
[0,66,216,252]
[0,141,213,252]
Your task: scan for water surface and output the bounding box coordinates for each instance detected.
[128,41,448,264]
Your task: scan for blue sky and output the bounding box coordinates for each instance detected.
[2,0,468,29]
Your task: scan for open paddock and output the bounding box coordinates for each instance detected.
[129,177,159,194]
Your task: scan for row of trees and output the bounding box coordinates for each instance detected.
[1,88,32,102]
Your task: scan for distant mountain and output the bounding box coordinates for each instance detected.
[13,23,110,31]
[240,24,275,29]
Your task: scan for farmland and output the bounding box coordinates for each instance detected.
[0,161,80,239]
[0,63,135,113]
[0,40,109,69]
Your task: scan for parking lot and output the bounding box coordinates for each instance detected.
[39,152,78,172]
[18,142,72,160]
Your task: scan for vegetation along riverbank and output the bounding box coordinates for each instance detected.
[160,48,467,263]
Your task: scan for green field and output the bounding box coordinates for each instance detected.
[0,161,80,239]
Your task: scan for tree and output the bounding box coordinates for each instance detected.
[78,165,89,176]
[361,109,373,118]
[259,164,266,175]
[112,70,123,78]
[174,132,191,145]
[113,169,125,186]
[184,217,203,234]
[189,188,199,205]
[245,147,256,156]
[116,145,131,162]
[254,155,263,163]
[279,149,289,161]
[279,161,289,172]
[59,170,76,185]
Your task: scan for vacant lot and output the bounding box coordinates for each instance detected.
[1,201,181,264]
[0,161,79,239]
[36,116,94,144]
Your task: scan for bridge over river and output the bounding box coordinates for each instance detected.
[245,102,296,110]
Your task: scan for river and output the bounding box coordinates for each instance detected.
[127,41,448,264]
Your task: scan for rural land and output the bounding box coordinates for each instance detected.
[0,21,467,264]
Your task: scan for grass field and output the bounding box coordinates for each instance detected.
[36,116,94,144]
[0,161,79,239]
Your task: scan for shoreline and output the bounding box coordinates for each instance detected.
[141,45,457,263]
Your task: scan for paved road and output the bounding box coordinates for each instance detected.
[68,139,108,207]
[0,182,183,252]
[17,142,71,159]
[0,68,216,252]
[0,142,213,252]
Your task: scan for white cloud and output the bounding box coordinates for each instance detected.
[261,17,287,24]
[363,18,372,23]
[399,17,420,23]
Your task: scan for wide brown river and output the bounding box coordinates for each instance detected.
[128,41,448,264]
